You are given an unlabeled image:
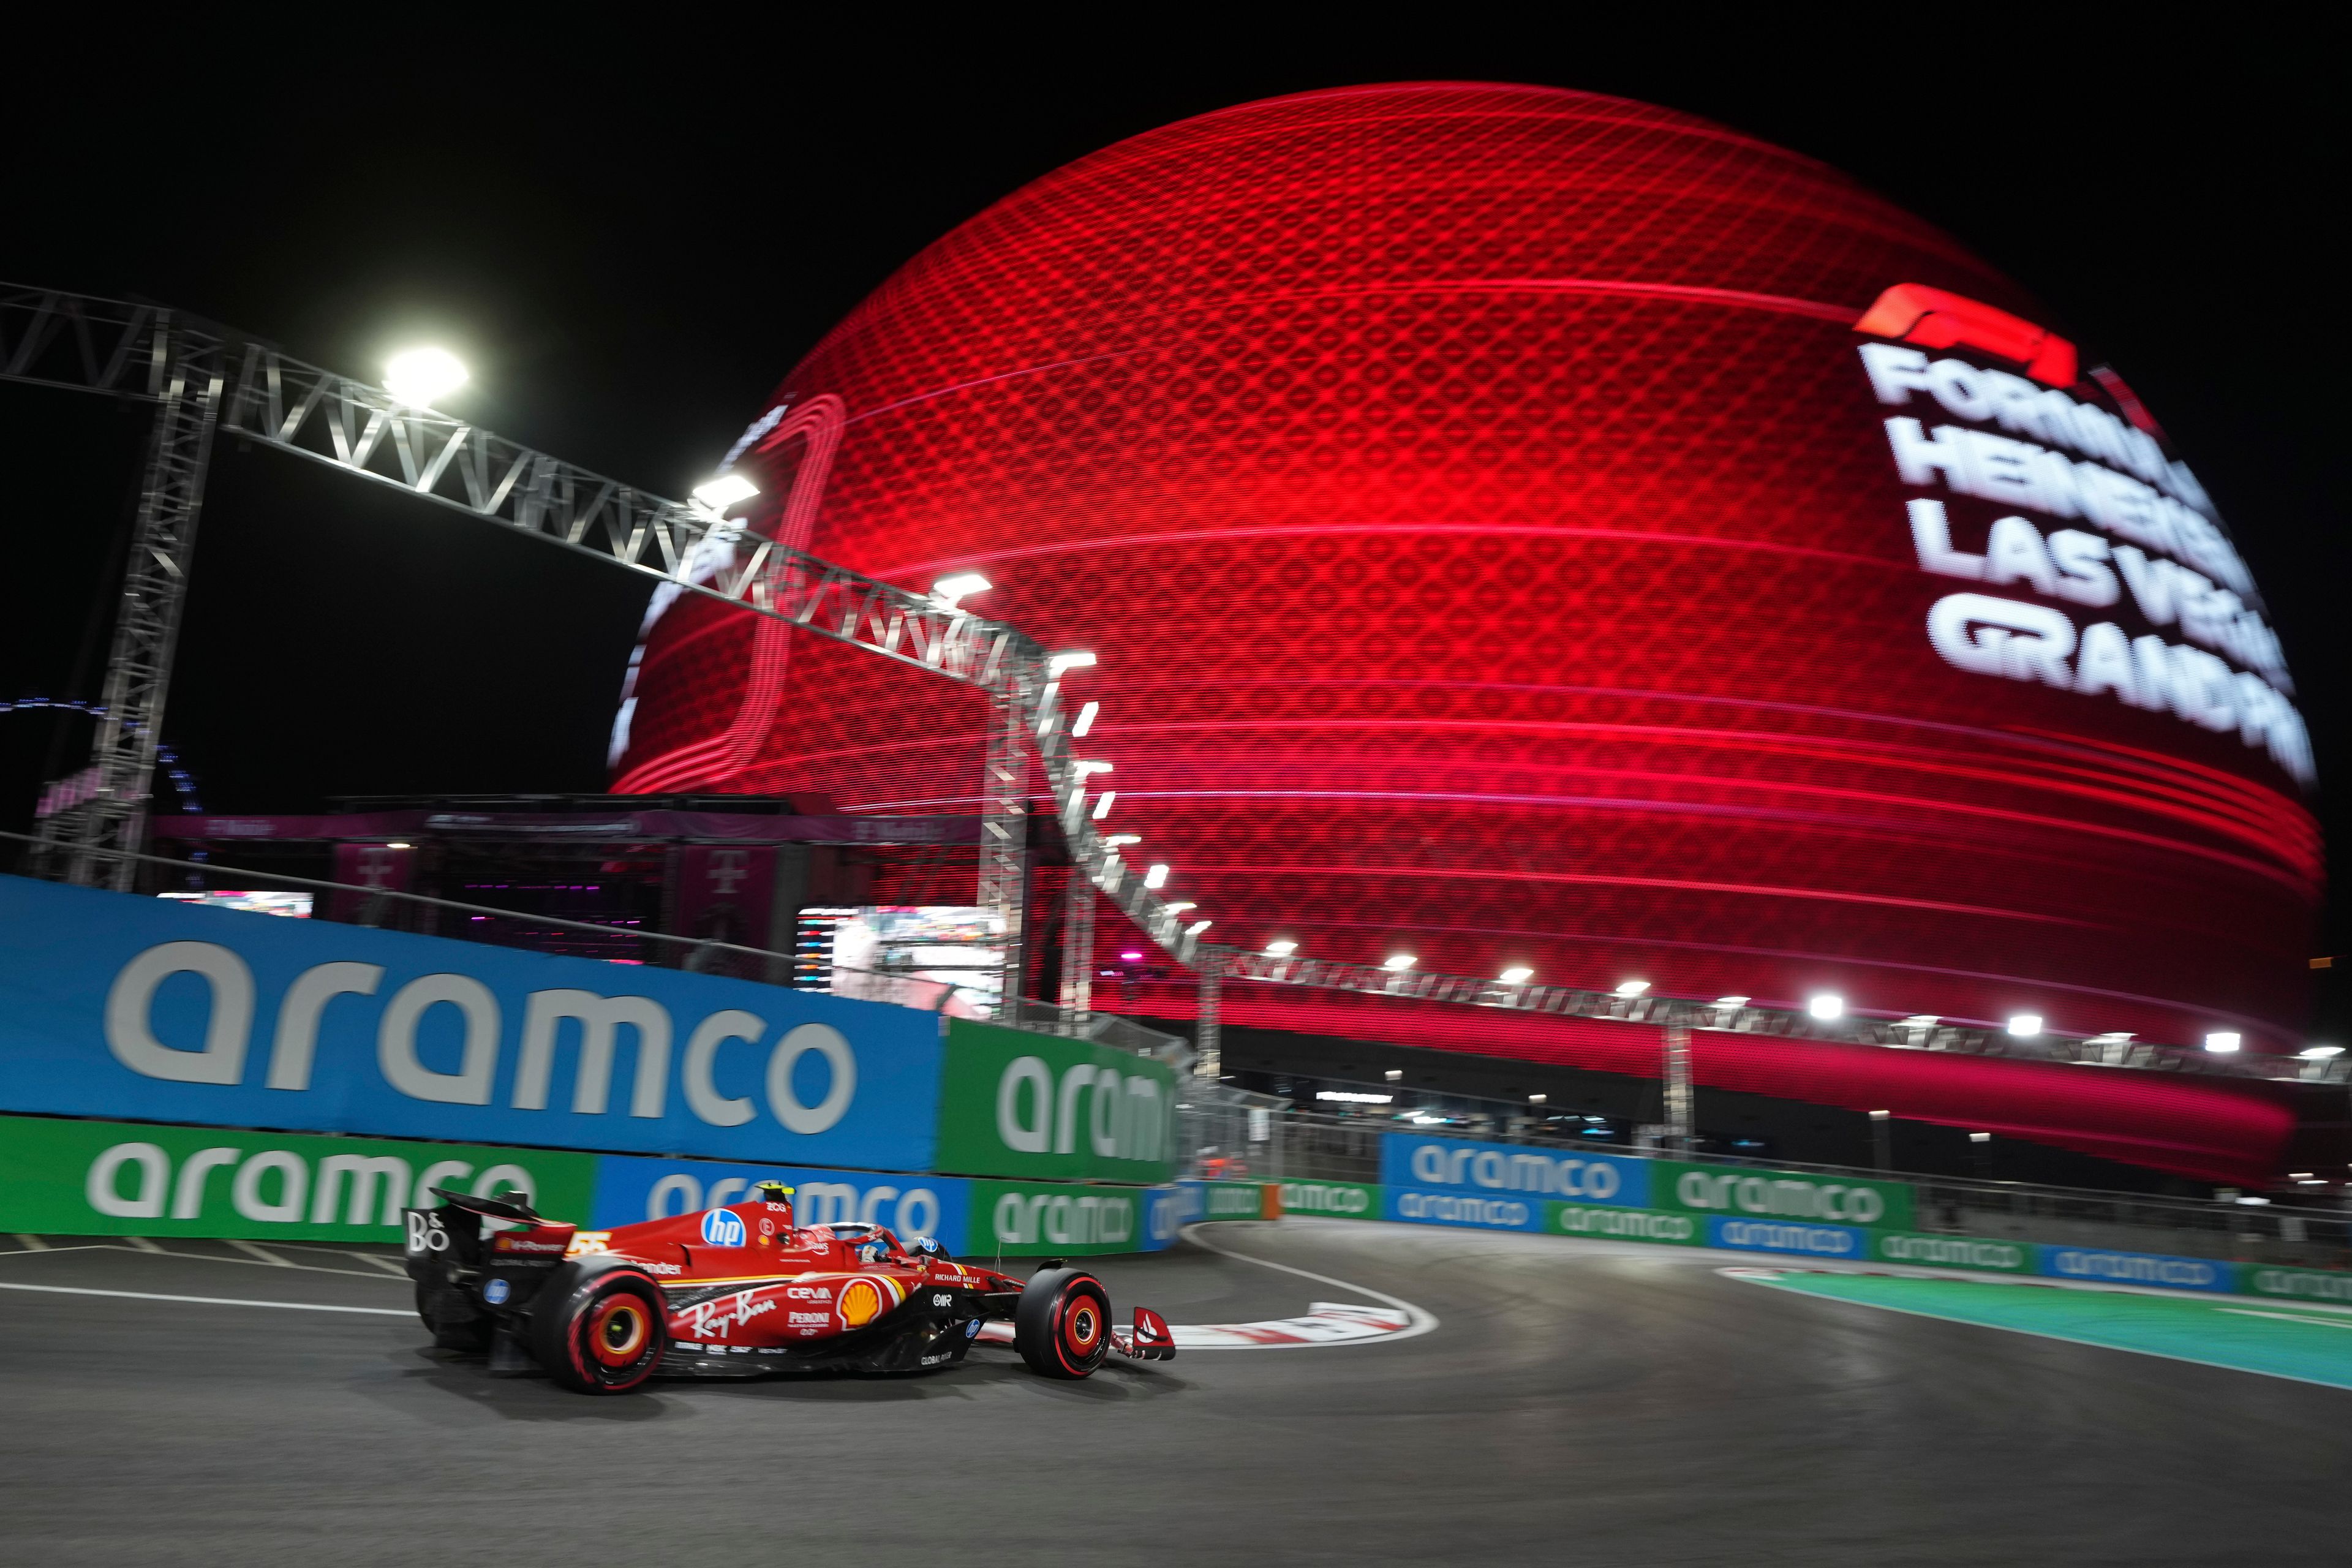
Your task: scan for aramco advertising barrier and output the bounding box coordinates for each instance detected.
[0,1114,599,1242]
[0,876,943,1170]
[932,1019,1178,1185]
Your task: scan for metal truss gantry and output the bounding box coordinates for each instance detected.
[6,283,2337,1088]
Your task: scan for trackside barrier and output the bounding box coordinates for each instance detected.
[0,1112,1177,1259]
[0,875,1176,1193]
[1187,1169,2352,1302]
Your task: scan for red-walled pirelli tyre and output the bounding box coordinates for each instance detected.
[532,1267,667,1394]
[1015,1268,1112,1379]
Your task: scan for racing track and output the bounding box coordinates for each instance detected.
[1,1219,2345,1566]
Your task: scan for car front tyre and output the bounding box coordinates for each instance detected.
[1014,1267,1112,1379]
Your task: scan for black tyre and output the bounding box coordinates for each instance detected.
[414,1284,490,1352]
[1014,1267,1112,1379]
[531,1269,667,1393]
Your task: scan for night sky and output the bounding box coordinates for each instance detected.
[2,23,2343,1033]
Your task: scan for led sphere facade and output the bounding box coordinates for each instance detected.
[616,84,2317,1076]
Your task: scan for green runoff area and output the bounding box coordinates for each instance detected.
[1741,1269,2352,1392]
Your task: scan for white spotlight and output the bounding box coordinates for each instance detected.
[1613,979,1650,998]
[690,473,758,510]
[932,571,992,608]
[2204,1032,2242,1054]
[1807,994,1844,1021]
[1075,760,1114,776]
[1047,651,1097,677]
[1144,864,1169,890]
[1382,954,1416,971]
[2299,1044,2343,1059]
[1265,940,1298,957]
[1528,1092,1547,1104]
[1499,967,1533,985]
[383,347,468,408]
[1091,791,1117,820]
[1185,919,1212,937]
[1714,995,1750,1010]
[1072,701,1101,737]
[1383,1069,1403,1082]
[2006,1014,2043,1038]
[1104,834,1142,848]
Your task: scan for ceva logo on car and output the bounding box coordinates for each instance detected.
[699,1208,747,1247]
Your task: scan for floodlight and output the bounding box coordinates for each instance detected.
[1265,940,1298,957]
[1185,919,1213,936]
[1714,995,1750,1009]
[932,572,992,608]
[1104,834,1142,847]
[1807,994,1844,1020]
[1144,864,1169,889]
[1384,1069,1403,1082]
[2005,1014,2042,1037]
[1968,1132,1991,1143]
[1091,791,1117,819]
[1499,966,1533,985]
[2204,1033,2241,1053]
[1076,760,1114,775]
[691,473,758,510]
[1048,651,1097,676]
[1382,953,1415,971]
[383,347,468,408]
[1163,902,1196,914]
[1072,701,1100,737]
[1118,950,1143,961]
[1528,1092,1547,1104]
[1614,979,1650,997]
[2299,1045,2343,1059]
[384,842,412,850]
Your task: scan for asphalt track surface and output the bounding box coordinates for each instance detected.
[3,1220,2346,1566]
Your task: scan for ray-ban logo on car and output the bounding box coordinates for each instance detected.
[700,1208,747,1247]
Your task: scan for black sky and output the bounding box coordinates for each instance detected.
[2,20,2344,1030]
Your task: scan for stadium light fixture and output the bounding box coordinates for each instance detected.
[1163,902,1196,914]
[1317,1090,1392,1104]
[2006,1014,2043,1037]
[1868,1109,1890,1121]
[690,473,758,511]
[1384,1069,1403,1082]
[1185,919,1213,936]
[1528,1092,1547,1104]
[384,842,412,850]
[1714,995,1749,1010]
[931,571,992,608]
[1047,651,1097,677]
[2299,1044,2343,1059]
[1807,993,1844,1020]
[2204,1032,2242,1054]
[1075,760,1113,775]
[1118,950,1142,961]
[1091,791,1117,820]
[1382,953,1416,971]
[1499,966,1533,985]
[1265,940,1298,957]
[1072,701,1100,737]
[1144,864,1169,889]
[383,347,467,408]
[1613,979,1650,997]
[1104,834,1141,847]
[1968,1132,1992,1143]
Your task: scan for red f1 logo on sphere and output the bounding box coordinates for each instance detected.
[1855,283,2079,388]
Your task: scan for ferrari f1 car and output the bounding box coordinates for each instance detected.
[402,1182,1175,1393]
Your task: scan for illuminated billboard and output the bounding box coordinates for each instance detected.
[612,83,2317,1088]
[795,905,1005,1019]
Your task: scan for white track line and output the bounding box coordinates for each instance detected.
[1176,1223,1438,1347]
[0,1281,411,1316]
[227,1240,292,1267]
[11,1235,50,1252]
[123,1236,164,1254]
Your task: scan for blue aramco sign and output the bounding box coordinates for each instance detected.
[0,876,944,1170]
[1380,1133,1652,1231]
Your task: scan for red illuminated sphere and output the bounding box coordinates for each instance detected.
[616,84,2316,1094]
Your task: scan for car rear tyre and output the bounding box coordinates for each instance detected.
[533,1270,667,1393]
[1015,1267,1112,1379]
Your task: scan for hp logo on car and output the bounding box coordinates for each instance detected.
[700,1208,747,1247]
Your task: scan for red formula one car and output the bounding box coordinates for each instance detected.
[402,1182,1174,1393]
